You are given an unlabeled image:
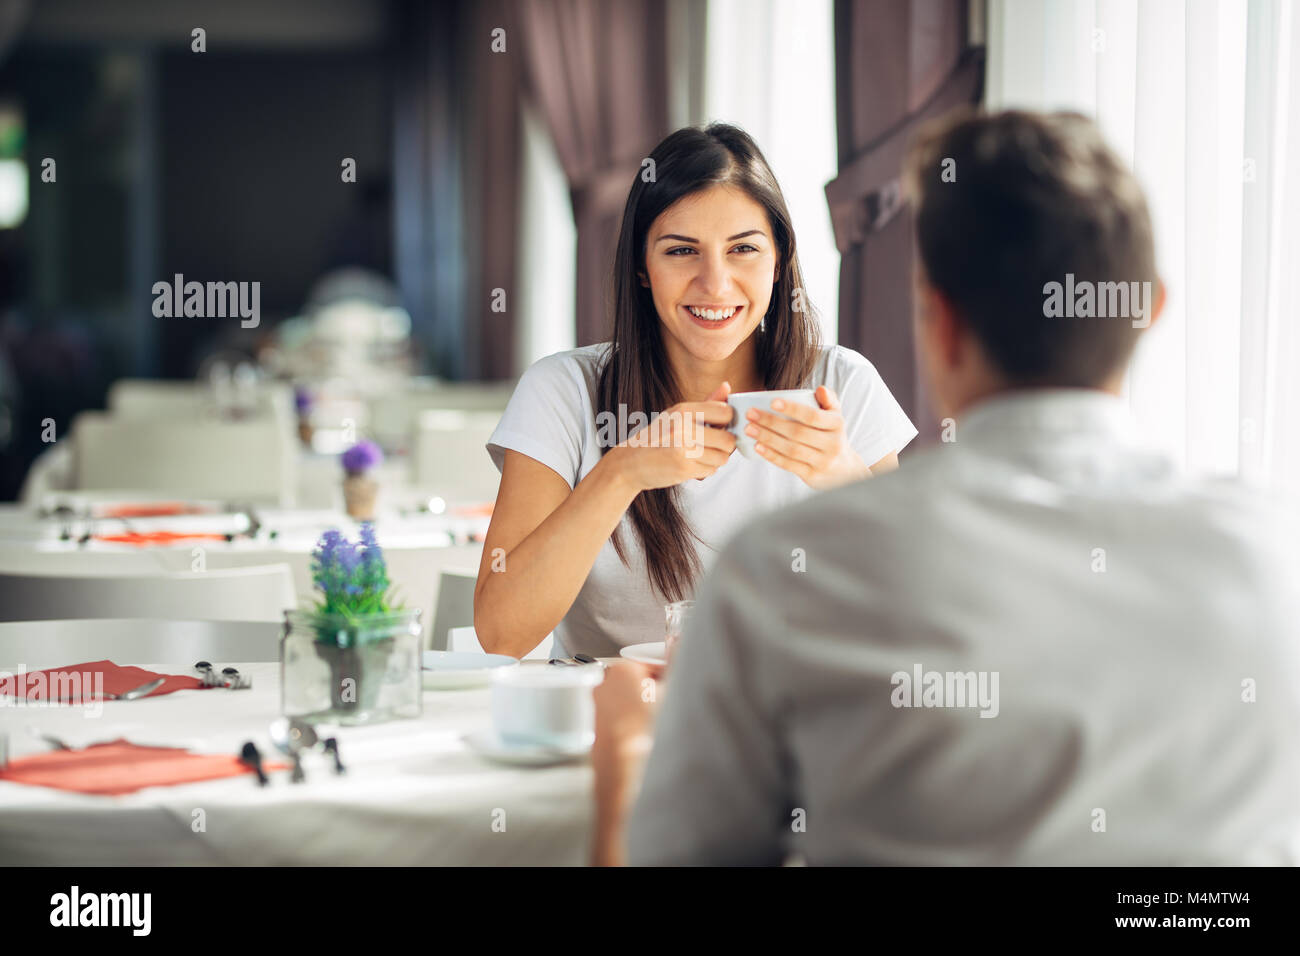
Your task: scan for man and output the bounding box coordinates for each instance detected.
[591,110,1300,866]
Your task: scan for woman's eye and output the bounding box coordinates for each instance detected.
[666,244,759,256]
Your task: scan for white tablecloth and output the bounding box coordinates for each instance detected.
[0,662,593,866]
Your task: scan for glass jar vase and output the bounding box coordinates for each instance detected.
[281,608,423,726]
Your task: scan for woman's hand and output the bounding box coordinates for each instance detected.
[743,385,871,490]
[609,382,737,492]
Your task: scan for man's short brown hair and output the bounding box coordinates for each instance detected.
[904,110,1159,387]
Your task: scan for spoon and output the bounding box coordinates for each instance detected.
[105,677,167,701]
[323,737,345,775]
[239,741,268,786]
[268,717,317,783]
[40,676,167,710]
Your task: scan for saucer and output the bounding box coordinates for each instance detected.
[422,651,518,690]
[461,729,591,767]
[619,641,667,666]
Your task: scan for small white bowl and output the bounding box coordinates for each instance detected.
[421,651,518,690]
[619,641,667,666]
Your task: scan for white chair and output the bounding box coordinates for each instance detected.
[0,547,165,576]
[0,543,487,646]
[192,542,484,647]
[368,378,515,450]
[442,567,553,659]
[0,563,295,623]
[70,411,297,504]
[421,380,516,411]
[0,618,283,666]
[432,570,478,652]
[107,379,294,427]
[448,625,552,661]
[17,444,76,503]
[411,410,503,503]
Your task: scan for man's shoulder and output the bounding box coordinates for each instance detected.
[1173,478,1300,565]
[722,452,944,572]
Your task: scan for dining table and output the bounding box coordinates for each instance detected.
[0,501,489,644]
[0,639,601,866]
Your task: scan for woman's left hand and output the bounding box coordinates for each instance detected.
[744,385,871,491]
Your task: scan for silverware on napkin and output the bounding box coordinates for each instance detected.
[195,661,252,689]
[40,675,167,709]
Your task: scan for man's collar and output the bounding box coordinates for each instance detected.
[955,388,1141,447]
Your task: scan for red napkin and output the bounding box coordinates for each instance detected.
[93,531,228,547]
[0,740,289,796]
[0,661,203,702]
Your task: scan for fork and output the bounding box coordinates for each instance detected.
[41,676,168,711]
[99,676,167,701]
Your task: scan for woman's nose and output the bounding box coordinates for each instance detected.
[694,253,734,297]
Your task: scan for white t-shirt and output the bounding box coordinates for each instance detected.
[486,342,918,658]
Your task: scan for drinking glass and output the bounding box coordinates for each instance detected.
[664,600,694,665]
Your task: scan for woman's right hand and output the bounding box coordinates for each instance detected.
[609,382,737,491]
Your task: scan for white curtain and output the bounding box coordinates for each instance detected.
[987,0,1300,496]
[512,0,709,373]
[515,97,578,372]
[704,0,841,346]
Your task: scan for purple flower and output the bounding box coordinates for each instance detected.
[342,440,384,474]
[336,538,360,576]
[358,521,383,565]
[313,529,343,566]
[294,386,314,414]
[308,524,397,618]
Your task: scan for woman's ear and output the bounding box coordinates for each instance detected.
[638,271,650,288]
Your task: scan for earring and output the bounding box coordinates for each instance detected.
[760,314,766,333]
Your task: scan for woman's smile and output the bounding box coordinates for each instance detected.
[682,303,744,330]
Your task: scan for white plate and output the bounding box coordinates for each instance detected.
[421,651,518,689]
[461,729,591,767]
[619,641,667,666]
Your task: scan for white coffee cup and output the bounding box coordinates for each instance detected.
[726,389,820,459]
[490,665,605,750]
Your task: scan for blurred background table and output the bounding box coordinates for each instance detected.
[0,499,488,647]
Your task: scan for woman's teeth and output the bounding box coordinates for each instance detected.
[687,306,739,321]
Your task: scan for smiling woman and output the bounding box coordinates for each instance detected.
[474,123,918,660]
[643,187,775,378]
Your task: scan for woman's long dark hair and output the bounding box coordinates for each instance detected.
[596,122,823,603]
